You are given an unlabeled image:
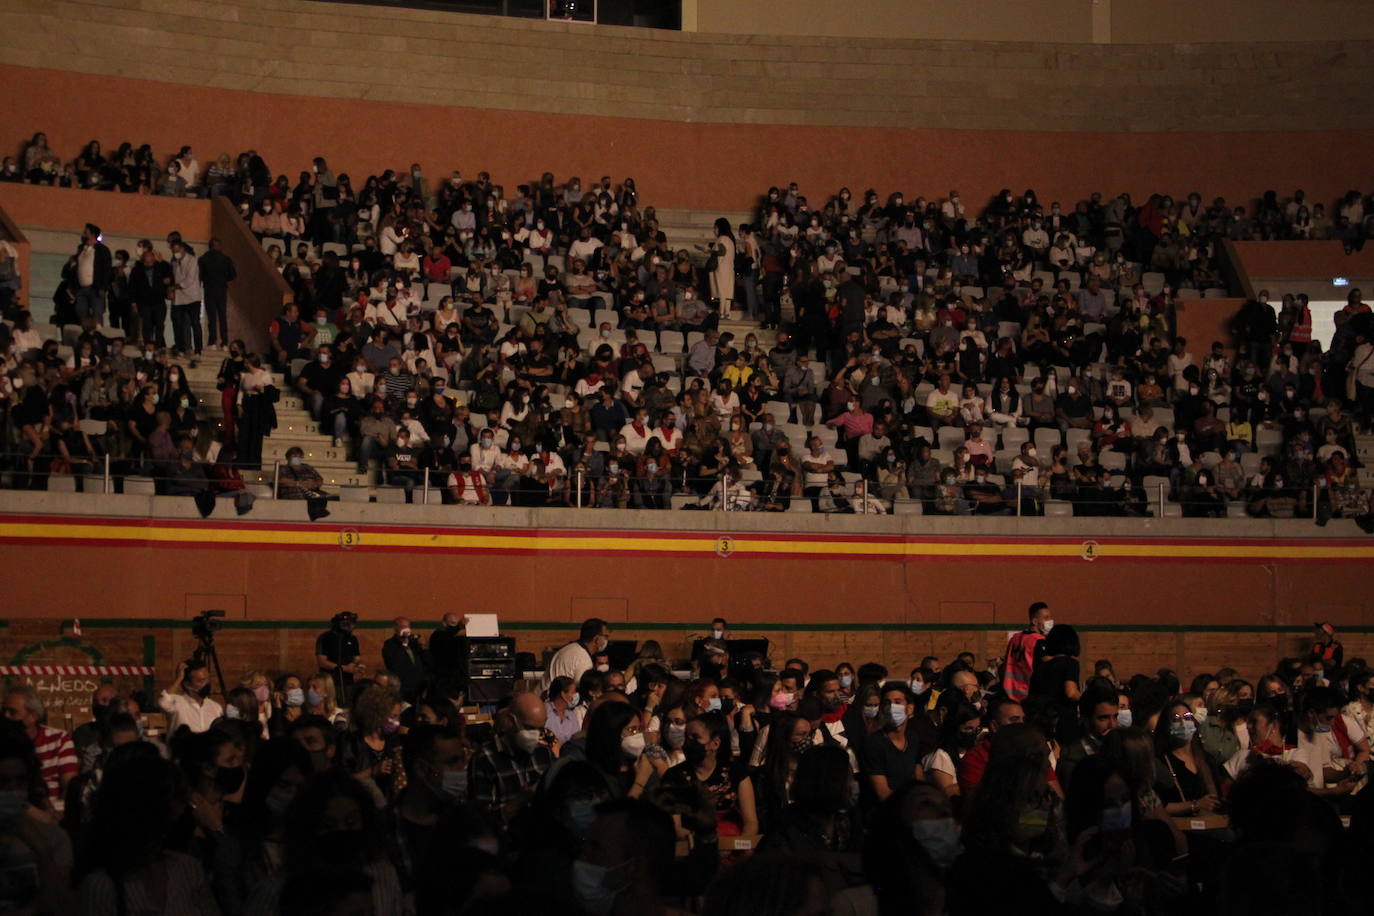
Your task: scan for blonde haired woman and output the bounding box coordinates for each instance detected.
[304,673,348,727]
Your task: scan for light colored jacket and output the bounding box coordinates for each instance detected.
[170,253,201,305]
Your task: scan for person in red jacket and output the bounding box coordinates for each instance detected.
[1001,602,1054,700]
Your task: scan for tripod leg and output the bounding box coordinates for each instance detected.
[207,645,227,698]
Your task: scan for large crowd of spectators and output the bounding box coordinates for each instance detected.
[5,607,1374,915]
[2,135,1373,520]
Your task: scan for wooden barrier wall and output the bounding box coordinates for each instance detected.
[2,512,1372,698]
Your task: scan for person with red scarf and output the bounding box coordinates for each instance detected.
[447,459,490,505]
[618,408,652,456]
[805,669,857,771]
[650,410,682,457]
[1223,703,1294,781]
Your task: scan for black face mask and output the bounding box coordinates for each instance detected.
[91,701,112,724]
[215,765,245,796]
[719,698,736,716]
[1235,698,1255,716]
[682,738,708,768]
[957,730,980,750]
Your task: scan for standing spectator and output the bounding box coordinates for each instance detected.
[315,611,363,697]
[3,686,76,812]
[128,248,172,347]
[428,613,470,694]
[381,616,430,702]
[1001,601,1054,701]
[72,223,112,326]
[157,658,224,735]
[169,239,203,358]
[197,238,236,351]
[1027,623,1083,746]
[1309,622,1344,673]
[707,218,737,320]
[543,618,610,692]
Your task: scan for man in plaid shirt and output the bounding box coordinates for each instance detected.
[4,686,77,813]
[469,692,556,824]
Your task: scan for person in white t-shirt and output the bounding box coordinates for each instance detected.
[618,409,652,456]
[568,226,603,264]
[157,658,224,735]
[542,618,610,692]
[1288,687,1369,795]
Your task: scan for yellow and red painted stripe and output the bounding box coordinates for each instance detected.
[1,513,1372,563]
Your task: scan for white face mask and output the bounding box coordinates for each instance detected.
[513,728,543,754]
[620,733,646,759]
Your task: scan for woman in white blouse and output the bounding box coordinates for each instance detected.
[920,702,983,798]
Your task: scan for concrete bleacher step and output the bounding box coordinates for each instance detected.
[654,208,755,250]
[261,439,350,463]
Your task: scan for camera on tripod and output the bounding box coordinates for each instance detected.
[192,609,225,644]
[190,609,227,695]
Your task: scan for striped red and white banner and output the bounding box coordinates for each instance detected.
[0,665,155,676]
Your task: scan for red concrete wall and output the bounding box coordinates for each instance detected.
[1175,298,1243,361]
[0,180,210,240]
[6,64,1374,214]
[3,510,1372,705]
[1231,240,1374,294]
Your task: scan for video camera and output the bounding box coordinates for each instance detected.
[191,609,225,644]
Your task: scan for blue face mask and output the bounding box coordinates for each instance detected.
[911,817,961,870]
[284,688,306,707]
[1100,801,1132,833]
[1117,708,1133,728]
[839,674,853,689]
[572,859,623,916]
[265,784,296,817]
[224,705,242,720]
[862,705,880,720]
[1314,722,1333,734]
[887,705,909,727]
[307,688,325,707]
[706,697,722,713]
[568,798,599,836]
[909,680,927,695]
[1169,719,1197,744]
[439,768,468,800]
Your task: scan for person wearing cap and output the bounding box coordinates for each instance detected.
[316,611,364,695]
[1310,622,1343,672]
